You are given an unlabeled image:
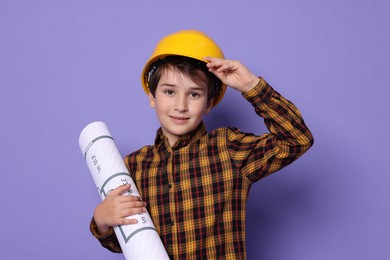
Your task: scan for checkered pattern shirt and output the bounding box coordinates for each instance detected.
[90,78,314,259]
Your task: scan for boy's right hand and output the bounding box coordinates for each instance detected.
[93,184,147,235]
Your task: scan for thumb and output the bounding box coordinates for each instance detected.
[109,184,131,196]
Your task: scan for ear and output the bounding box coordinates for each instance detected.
[148,93,156,108]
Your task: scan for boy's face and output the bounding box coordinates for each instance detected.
[148,68,212,146]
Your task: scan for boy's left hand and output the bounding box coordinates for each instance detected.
[203,57,259,93]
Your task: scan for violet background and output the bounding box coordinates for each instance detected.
[1,0,389,259]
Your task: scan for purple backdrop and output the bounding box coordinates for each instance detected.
[1,0,389,259]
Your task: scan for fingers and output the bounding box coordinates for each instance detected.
[203,57,258,92]
[203,56,223,68]
[119,196,147,209]
[204,57,239,73]
[106,184,147,209]
[94,187,148,229]
[120,204,147,217]
[116,197,147,225]
[118,217,138,225]
[117,214,147,225]
[105,184,147,216]
[203,56,226,63]
[102,196,147,225]
[202,56,212,61]
[108,184,131,196]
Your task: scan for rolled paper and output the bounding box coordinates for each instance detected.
[79,121,169,260]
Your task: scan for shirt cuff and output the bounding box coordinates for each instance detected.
[90,217,115,240]
[242,77,274,106]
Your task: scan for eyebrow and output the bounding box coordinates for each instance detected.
[159,83,176,87]
[189,86,207,92]
[159,83,206,92]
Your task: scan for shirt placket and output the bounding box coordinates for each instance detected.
[167,147,178,257]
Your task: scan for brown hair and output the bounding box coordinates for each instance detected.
[147,56,222,105]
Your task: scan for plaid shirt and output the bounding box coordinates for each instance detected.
[90,78,314,259]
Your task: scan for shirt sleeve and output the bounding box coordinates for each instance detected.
[227,77,314,183]
[90,217,122,253]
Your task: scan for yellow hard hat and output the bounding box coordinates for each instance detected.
[141,30,226,107]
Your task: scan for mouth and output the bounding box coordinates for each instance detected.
[170,115,189,122]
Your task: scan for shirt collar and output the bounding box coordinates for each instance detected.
[154,122,207,150]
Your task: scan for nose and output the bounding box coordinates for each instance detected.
[174,94,188,112]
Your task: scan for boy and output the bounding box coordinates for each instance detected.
[90,30,314,259]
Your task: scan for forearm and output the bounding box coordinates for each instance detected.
[244,78,314,161]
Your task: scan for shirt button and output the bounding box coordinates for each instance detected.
[168,184,172,189]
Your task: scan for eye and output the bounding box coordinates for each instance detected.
[164,89,174,95]
[190,92,200,98]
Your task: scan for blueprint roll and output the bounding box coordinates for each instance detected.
[79,121,169,260]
